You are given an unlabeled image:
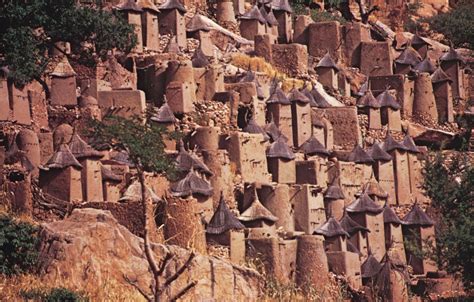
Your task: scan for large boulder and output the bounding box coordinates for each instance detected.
[37,208,262,300]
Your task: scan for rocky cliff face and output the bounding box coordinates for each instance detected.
[37,208,262,301]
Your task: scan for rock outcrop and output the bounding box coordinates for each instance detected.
[37,208,262,300]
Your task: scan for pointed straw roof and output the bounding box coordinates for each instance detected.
[164,36,181,54]
[115,0,143,12]
[288,88,310,104]
[411,34,430,46]
[109,151,135,167]
[316,52,339,71]
[158,0,186,13]
[348,145,374,164]
[383,134,407,152]
[402,135,419,153]
[340,211,370,235]
[243,118,270,141]
[238,189,278,223]
[267,86,290,105]
[375,254,410,299]
[240,5,267,23]
[347,240,362,255]
[440,47,465,63]
[300,136,330,157]
[361,254,382,278]
[69,134,103,159]
[150,98,177,123]
[51,56,76,77]
[239,70,264,99]
[369,143,392,161]
[395,46,422,67]
[312,115,325,128]
[402,204,434,226]
[101,165,122,183]
[310,87,332,108]
[271,0,293,13]
[186,13,212,33]
[266,136,295,159]
[119,180,161,203]
[346,192,383,214]
[313,217,349,238]
[176,145,213,176]
[377,89,400,110]
[431,68,452,84]
[264,117,283,142]
[414,56,436,74]
[324,178,345,200]
[43,144,82,170]
[361,174,388,198]
[266,10,279,26]
[171,169,213,197]
[191,47,210,68]
[382,204,403,225]
[207,193,245,234]
[357,89,381,108]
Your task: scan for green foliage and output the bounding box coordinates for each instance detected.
[422,152,474,289]
[21,287,89,302]
[426,0,474,49]
[87,114,177,178]
[0,215,39,275]
[311,10,347,24]
[0,0,137,86]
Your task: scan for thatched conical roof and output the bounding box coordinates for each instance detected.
[377,89,400,110]
[267,86,290,105]
[300,136,330,157]
[395,46,422,67]
[310,87,332,108]
[186,13,212,33]
[264,117,283,142]
[411,34,430,46]
[266,136,295,159]
[346,192,383,214]
[301,87,318,108]
[51,56,76,77]
[119,180,161,203]
[238,190,278,223]
[361,254,382,279]
[207,193,245,234]
[240,5,266,23]
[150,98,177,123]
[324,178,345,200]
[348,145,374,164]
[361,175,388,198]
[43,144,82,170]
[101,165,122,183]
[176,145,213,176]
[313,217,349,238]
[402,204,434,227]
[115,0,143,12]
[271,0,293,12]
[383,204,403,225]
[243,118,270,141]
[357,89,381,108]
[440,47,465,63]
[316,52,339,71]
[383,134,406,152]
[164,36,181,54]
[69,134,103,159]
[288,88,310,104]
[431,68,452,84]
[369,143,392,162]
[340,212,369,235]
[138,0,160,13]
[414,56,436,74]
[402,135,419,153]
[171,169,213,197]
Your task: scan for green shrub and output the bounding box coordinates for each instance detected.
[21,287,89,302]
[426,0,474,49]
[0,215,39,275]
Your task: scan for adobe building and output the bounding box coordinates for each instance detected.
[357,87,382,130]
[186,14,214,57]
[49,56,77,107]
[158,0,187,48]
[150,98,177,151]
[259,7,278,41]
[97,89,146,118]
[360,41,393,76]
[346,192,386,261]
[239,5,266,41]
[340,211,370,260]
[361,254,382,285]
[295,235,329,290]
[238,187,278,232]
[440,47,465,100]
[347,144,375,185]
[431,67,454,123]
[308,21,341,59]
[402,135,423,199]
[315,52,340,91]
[271,0,293,43]
[411,34,431,59]
[139,0,160,51]
[402,204,437,275]
[288,88,312,148]
[314,217,349,252]
[292,184,326,234]
[293,15,313,45]
[39,144,83,203]
[266,137,296,184]
[323,177,346,221]
[377,89,402,132]
[297,136,330,187]
[266,85,293,144]
[383,204,406,264]
[383,135,410,205]
[394,46,421,75]
[342,22,371,67]
[360,174,389,206]
[369,74,414,118]
[101,165,123,202]
[414,56,436,75]
[69,134,104,202]
[115,0,144,53]
[165,60,196,113]
[216,0,237,24]
[414,72,438,122]
[0,69,9,121]
[259,183,295,231]
[16,129,41,178]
